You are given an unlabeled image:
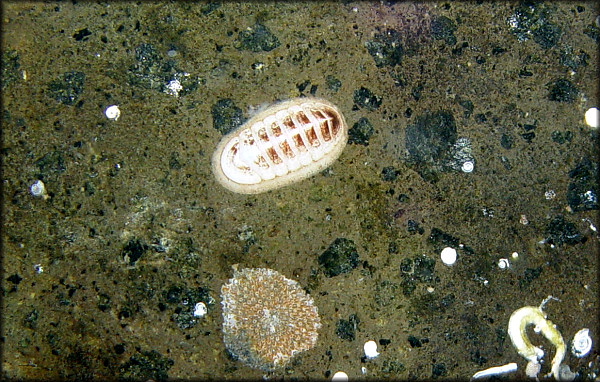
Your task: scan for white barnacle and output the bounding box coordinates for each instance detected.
[363,340,379,359]
[507,296,570,380]
[104,105,121,121]
[30,180,49,200]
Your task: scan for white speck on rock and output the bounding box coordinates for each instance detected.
[193,302,207,318]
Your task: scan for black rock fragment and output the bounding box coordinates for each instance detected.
[335,314,360,341]
[318,238,359,277]
[545,215,585,246]
[211,99,244,135]
[405,111,457,166]
[353,87,382,111]
[73,27,92,41]
[121,239,148,266]
[548,79,579,103]
[326,75,342,92]
[348,117,374,146]
[381,166,400,182]
[47,71,85,105]
[567,158,598,211]
[365,28,404,67]
[507,2,561,49]
[236,23,280,52]
[431,16,457,45]
[118,349,174,380]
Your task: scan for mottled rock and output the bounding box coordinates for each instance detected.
[211,98,244,134]
[318,238,359,277]
[236,23,280,52]
[47,71,85,105]
[405,111,457,166]
[567,158,598,211]
[353,87,382,111]
[348,117,374,146]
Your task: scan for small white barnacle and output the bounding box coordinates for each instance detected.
[30,180,49,200]
[571,328,592,358]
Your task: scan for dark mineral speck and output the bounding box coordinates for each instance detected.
[211,98,245,135]
[545,215,585,246]
[551,130,573,144]
[381,166,400,182]
[400,254,436,296]
[348,117,374,146]
[121,239,148,266]
[405,110,457,166]
[567,158,598,211]
[548,78,579,103]
[236,23,280,52]
[318,238,360,277]
[114,343,125,355]
[353,87,382,111]
[431,16,457,45]
[7,273,22,285]
[559,46,589,71]
[335,314,360,341]
[365,28,404,67]
[47,71,85,105]
[118,349,174,380]
[407,335,423,348]
[432,362,447,378]
[325,75,342,92]
[73,27,92,41]
[507,2,561,49]
[500,133,514,149]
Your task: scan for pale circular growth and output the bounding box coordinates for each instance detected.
[212,97,348,194]
[104,105,121,121]
[440,247,457,266]
[332,371,349,381]
[220,267,321,371]
[363,340,379,359]
[584,107,599,128]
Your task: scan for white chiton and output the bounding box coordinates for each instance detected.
[211,97,348,194]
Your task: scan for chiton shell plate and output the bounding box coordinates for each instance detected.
[212,97,348,194]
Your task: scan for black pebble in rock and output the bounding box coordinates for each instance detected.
[121,239,148,266]
[365,28,404,67]
[353,87,382,111]
[548,79,579,103]
[405,110,457,165]
[47,71,85,105]
[319,238,359,277]
[348,117,374,146]
[236,23,280,52]
[567,158,599,211]
[211,99,245,135]
[431,16,457,45]
[335,314,360,341]
[545,215,585,246]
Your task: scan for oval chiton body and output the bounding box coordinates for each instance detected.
[211,97,348,194]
